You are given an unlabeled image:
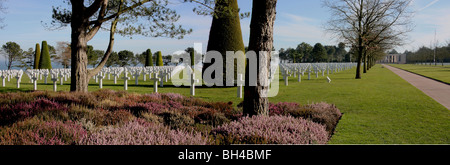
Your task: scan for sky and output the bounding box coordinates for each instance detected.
[0,0,449,63]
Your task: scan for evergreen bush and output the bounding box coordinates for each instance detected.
[145,49,153,67]
[38,41,52,69]
[156,51,163,66]
[34,43,40,69]
[203,0,245,85]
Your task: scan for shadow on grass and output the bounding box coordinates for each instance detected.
[0,88,33,93]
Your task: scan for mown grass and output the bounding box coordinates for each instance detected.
[390,64,450,84]
[0,65,449,144]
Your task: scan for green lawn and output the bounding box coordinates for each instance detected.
[1,65,449,144]
[390,64,450,84]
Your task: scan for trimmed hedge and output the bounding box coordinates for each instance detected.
[145,49,153,67]
[156,51,163,66]
[34,43,40,69]
[38,41,52,69]
[203,0,245,85]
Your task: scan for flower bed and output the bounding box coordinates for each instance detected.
[0,90,342,145]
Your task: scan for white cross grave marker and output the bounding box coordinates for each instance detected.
[51,74,58,92]
[97,72,105,89]
[150,72,161,93]
[133,71,140,85]
[122,69,130,90]
[190,72,200,96]
[32,74,38,91]
[237,74,245,98]
[1,73,5,87]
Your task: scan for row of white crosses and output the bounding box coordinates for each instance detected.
[21,69,71,91]
[92,66,175,91]
[0,70,24,88]
[50,69,70,91]
[280,63,357,86]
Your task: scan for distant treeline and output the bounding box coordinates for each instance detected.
[277,42,351,63]
[405,43,450,64]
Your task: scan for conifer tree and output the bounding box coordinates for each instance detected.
[203,0,245,85]
[39,41,52,69]
[34,43,41,69]
[145,49,153,67]
[156,51,163,66]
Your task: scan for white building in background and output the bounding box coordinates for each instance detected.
[379,54,407,64]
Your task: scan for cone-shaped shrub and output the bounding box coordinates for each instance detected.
[145,49,153,67]
[156,51,163,66]
[39,41,52,69]
[203,0,245,85]
[34,43,41,69]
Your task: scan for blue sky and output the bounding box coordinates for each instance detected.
[0,0,449,61]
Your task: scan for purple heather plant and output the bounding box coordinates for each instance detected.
[0,98,68,126]
[268,102,300,116]
[80,120,210,145]
[211,115,329,145]
[0,119,87,145]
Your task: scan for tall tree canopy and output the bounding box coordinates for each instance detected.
[296,42,313,63]
[312,43,328,62]
[117,50,134,67]
[1,41,23,70]
[50,0,192,92]
[55,41,71,69]
[325,0,413,79]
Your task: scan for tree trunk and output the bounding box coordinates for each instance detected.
[363,51,367,73]
[355,54,362,79]
[70,4,91,92]
[355,0,363,79]
[243,0,277,116]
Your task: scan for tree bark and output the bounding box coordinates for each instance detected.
[243,0,277,116]
[69,0,116,92]
[70,1,91,92]
[363,50,367,73]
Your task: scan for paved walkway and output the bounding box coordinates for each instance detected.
[383,64,450,110]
